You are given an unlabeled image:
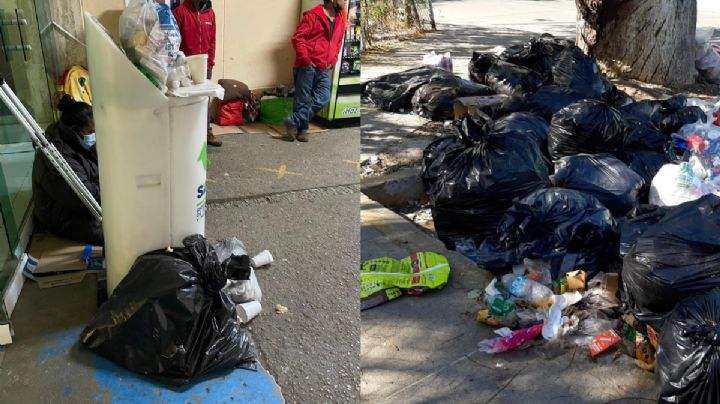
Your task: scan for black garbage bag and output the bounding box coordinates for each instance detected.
[411,76,494,121]
[548,100,628,160]
[618,151,668,203]
[618,205,670,256]
[427,115,551,245]
[620,95,701,135]
[80,234,257,385]
[524,85,587,121]
[468,52,498,84]
[551,154,644,217]
[620,100,666,128]
[421,135,465,188]
[362,66,455,112]
[603,85,635,109]
[657,288,720,404]
[491,112,551,162]
[500,34,572,80]
[623,120,668,152]
[485,60,544,97]
[659,106,707,134]
[551,46,611,99]
[622,194,720,319]
[474,188,619,279]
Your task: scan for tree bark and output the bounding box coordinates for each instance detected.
[576,0,697,88]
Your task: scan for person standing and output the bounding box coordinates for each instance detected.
[284,0,347,142]
[173,0,222,147]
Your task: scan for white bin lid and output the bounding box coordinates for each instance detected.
[168,81,224,99]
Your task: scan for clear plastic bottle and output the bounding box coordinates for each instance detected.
[501,274,554,308]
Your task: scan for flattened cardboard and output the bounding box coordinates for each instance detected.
[25,234,102,274]
[453,95,508,120]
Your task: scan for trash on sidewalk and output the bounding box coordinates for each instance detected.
[478,324,543,354]
[589,329,621,357]
[237,301,262,323]
[657,289,720,403]
[423,114,550,248]
[422,51,453,72]
[360,252,451,310]
[275,304,289,314]
[551,154,644,217]
[80,234,257,385]
[473,188,619,280]
[623,194,720,319]
[213,237,263,303]
[24,234,104,288]
[412,76,493,121]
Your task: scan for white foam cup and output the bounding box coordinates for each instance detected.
[237,300,262,323]
[186,54,208,85]
[251,250,274,267]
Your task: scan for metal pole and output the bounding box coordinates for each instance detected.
[0,76,102,220]
[1,80,94,206]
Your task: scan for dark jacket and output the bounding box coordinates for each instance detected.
[32,121,103,245]
[292,5,347,69]
[173,0,217,70]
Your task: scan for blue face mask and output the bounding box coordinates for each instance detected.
[83,133,96,149]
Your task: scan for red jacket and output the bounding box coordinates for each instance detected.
[173,1,217,70]
[292,5,346,69]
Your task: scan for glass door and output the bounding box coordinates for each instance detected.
[0,0,54,327]
[0,0,53,250]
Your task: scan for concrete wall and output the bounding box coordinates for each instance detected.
[80,0,303,88]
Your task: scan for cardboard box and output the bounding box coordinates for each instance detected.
[453,95,508,120]
[23,234,103,288]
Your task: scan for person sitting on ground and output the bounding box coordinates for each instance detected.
[32,95,103,245]
[284,0,347,142]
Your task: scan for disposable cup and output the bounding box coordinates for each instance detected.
[237,300,262,323]
[186,54,208,85]
[251,250,274,267]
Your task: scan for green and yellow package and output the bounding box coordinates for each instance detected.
[360,252,451,302]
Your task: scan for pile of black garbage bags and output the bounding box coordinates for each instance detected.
[365,34,720,402]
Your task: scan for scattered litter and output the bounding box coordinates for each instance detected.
[275,304,289,314]
[360,252,450,310]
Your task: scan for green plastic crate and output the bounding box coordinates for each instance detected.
[259,97,293,125]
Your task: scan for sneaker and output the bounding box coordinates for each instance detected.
[208,131,223,147]
[296,131,309,142]
[283,117,297,142]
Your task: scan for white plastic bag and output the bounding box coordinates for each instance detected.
[649,163,720,206]
[119,0,181,90]
[224,269,262,303]
[212,237,263,303]
[422,51,453,72]
[695,30,720,84]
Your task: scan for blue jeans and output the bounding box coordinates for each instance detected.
[288,67,331,132]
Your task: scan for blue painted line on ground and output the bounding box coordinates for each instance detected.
[36,321,284,403]
[39,327,83,365]
[93,356,284,404]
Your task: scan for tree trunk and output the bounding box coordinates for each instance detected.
[576,0,697,88]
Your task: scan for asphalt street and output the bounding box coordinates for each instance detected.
[206,127,361,404]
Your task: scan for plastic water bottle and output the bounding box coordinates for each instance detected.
[501,274,553,308]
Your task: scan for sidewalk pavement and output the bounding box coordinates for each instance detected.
[0,126,360,404]
[360,195,657,404]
